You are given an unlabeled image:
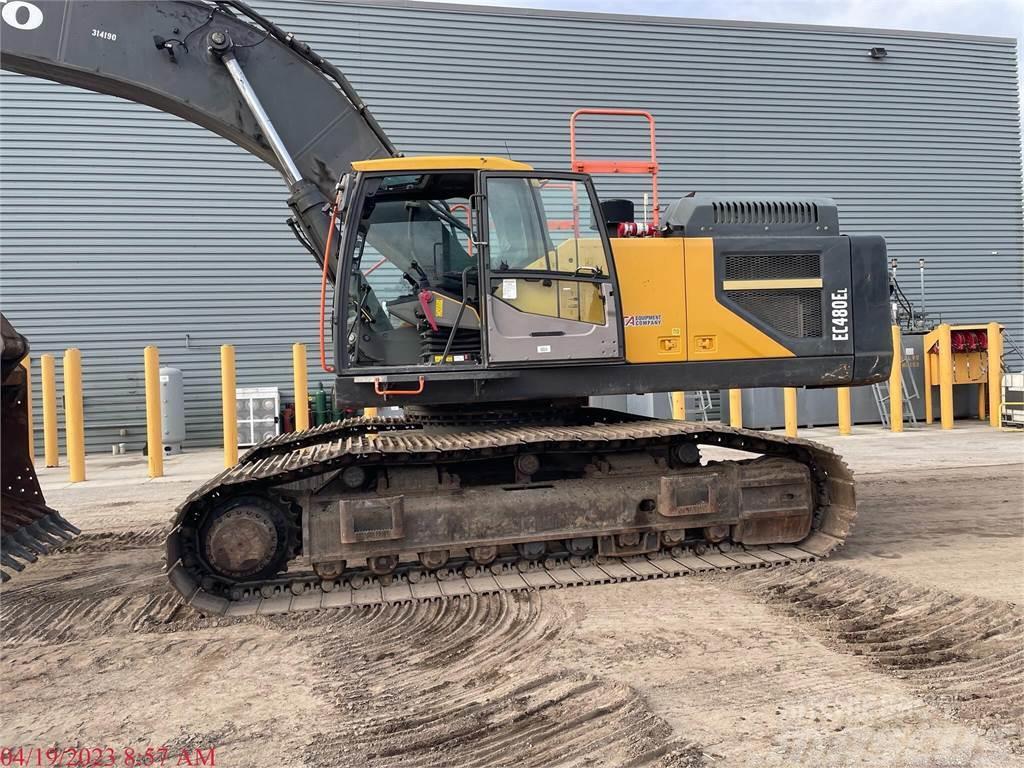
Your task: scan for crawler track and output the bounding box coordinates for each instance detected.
[165,414,855,616]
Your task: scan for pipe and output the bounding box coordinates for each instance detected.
[144,346,164,478]
[41,354,58,467]
[221,344,238,466]
[63,348,86,482]
[292,343,309,432]
[918,258,926,324]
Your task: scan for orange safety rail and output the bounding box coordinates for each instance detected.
[450,203,474,255]
[569,108,660,227]
[374,376,425,397]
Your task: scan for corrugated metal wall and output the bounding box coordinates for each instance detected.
[2,0,1020,452]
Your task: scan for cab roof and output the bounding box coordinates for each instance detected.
[351,155,534,173]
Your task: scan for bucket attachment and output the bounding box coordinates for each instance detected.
[1,314,79,582]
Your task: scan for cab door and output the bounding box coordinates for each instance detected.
[480,172,622,364]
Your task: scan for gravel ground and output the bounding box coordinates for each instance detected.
[2,424,1021,767]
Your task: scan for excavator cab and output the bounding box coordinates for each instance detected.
[338,158,622,375]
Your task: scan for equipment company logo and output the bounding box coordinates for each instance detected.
[623,314,662,328]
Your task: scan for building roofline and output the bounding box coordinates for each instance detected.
[311,0,1018,46]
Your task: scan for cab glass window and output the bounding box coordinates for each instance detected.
[486,177,608,275]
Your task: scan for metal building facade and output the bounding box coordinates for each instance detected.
[2,0,1020,452]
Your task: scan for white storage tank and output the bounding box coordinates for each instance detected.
[160,366,186,453]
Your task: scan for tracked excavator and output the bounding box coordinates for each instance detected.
[1,0,892,612]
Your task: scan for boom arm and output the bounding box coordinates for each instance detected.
[0,0,398,271]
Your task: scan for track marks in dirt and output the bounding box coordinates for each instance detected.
[737,565,1024,751]
[1,531,185,646]
[1,589,186,645]
[286,593,704,768]
[57,529,167,553]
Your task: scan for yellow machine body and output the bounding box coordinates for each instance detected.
[612,237,796,364]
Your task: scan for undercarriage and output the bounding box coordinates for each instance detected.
[165,407,855,615]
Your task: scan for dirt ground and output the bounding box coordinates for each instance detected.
[2,424,1022,768]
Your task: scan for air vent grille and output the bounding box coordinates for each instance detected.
[713,200,819,226]
[724,253,821,281]
[726,289,823,338]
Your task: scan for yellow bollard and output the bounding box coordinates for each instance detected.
[889,325,903,433]
[670,391,686,420]
[937,323,954,430]
[221,345,238,467]
[292,343,309,432]
[728,389,743,428]
[144,346,164,478]
[21,356,34,463]
[987,322,1003,429]
[837,387,852,436]
[783,387,798,437]
[977,383,987,421]
[923,343,933,425]
[63,348,86,482]
[41,354,59,467]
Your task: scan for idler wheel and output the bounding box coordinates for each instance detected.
[200,496,291,582]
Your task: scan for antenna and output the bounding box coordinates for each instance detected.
[503,140,513,159]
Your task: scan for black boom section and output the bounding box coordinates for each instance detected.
[0,0,394,200]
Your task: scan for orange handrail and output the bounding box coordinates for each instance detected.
[569,108,660,227]
[373,376,426,397]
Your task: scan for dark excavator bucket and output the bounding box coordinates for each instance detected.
[1,314,80,582]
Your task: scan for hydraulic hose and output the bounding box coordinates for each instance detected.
[319,190,342,373]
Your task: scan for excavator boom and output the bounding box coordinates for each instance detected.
[0,0,396,262]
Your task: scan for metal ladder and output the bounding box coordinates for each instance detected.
[692,390,713,422]
[872,350,920,427]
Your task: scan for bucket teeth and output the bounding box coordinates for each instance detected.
[1,551,26,572]
[28,521,65,548]
[12,527,52,555]
[39,514,77,541]
[2,536,39,563]
[51,513,81,537]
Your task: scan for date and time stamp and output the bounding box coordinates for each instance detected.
[0,748,215,767]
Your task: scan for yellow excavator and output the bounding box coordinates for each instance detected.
[1,0,890,611]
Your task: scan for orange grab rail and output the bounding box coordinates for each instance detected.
[568,108,660,227]
[373,376,426,397]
